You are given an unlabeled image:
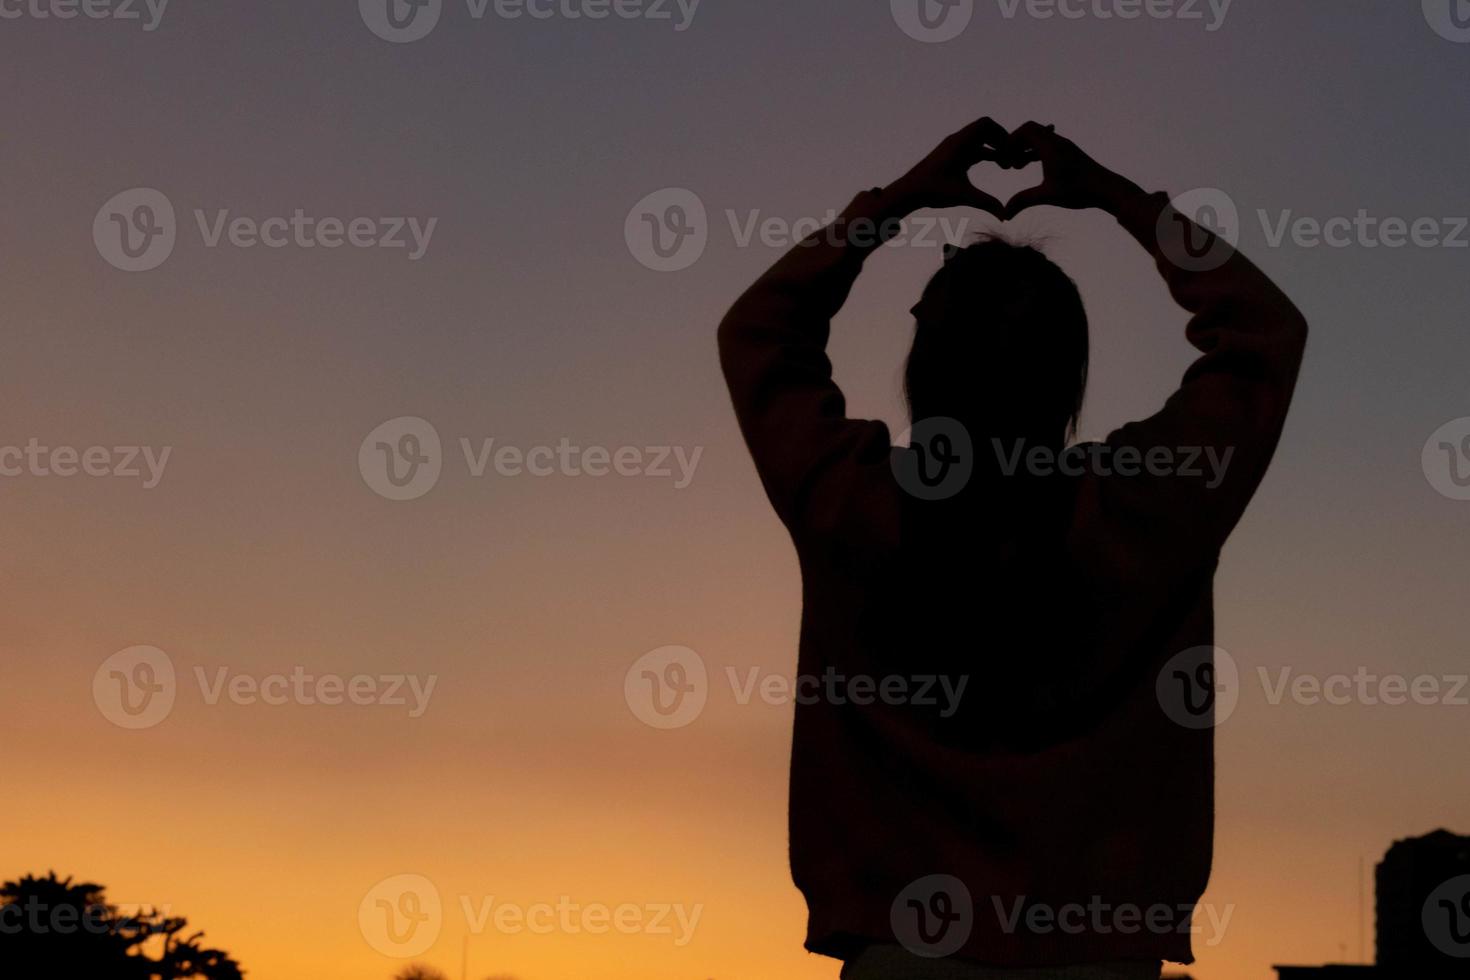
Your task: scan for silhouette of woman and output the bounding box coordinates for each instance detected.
[719,117,1307,979]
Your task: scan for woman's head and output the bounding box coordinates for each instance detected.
[905,235,1089,451]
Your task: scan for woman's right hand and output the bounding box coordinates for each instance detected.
[1001,122,1142,219]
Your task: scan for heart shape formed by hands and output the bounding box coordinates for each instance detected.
[894,118,1120,222]
[965,120,1062,220]
[967,158,1045,216]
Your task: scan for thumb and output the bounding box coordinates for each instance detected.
[964,186,1005,219]
[1003,184,1055,221]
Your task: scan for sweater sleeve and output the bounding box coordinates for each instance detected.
[1072,189,1309,578]
[717,190,901,541]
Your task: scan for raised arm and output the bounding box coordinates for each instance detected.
[1005,122,1309,573]
[718,118,1012,536]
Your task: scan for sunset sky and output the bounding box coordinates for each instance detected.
[3,2,1469,978]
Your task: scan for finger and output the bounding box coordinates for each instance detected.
[1002,146,1041,171]
[1002,183,1055,221]
[955,116,1008,146]
[964,186,1005,219]
[953,116,1010,160]
[1010,120,1063,158]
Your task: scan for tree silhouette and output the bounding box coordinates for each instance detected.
[0,871,243,979]
[393,966,448,980]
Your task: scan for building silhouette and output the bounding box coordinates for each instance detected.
[1274,829,1470,978]
[1378,828,1470,975]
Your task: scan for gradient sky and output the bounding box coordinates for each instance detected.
[3,2,1469,978]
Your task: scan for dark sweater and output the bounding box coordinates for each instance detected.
[718,186,1307,967]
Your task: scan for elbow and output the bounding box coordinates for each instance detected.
[717,303,762,388]
[716,307,744,372]
[1285,303,1309,342]
[717,292,772,370]
[1284,307,1309,356]
[1262,292,1309,357]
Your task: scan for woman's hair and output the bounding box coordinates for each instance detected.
[905,234,1089,447]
